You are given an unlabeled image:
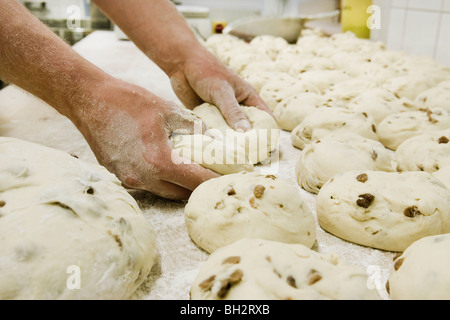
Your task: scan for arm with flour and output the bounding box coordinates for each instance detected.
[92,0,272,130]
[0,0,219,200]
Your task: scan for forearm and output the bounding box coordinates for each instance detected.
[92,0,204,77]
[0,0,107,120]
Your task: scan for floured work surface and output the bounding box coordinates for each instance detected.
[0,31,396,300]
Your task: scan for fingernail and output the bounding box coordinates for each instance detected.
[235,119,252,132]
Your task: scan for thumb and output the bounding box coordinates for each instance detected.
[212,85,252,131]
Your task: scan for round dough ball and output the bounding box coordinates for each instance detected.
[291,107,379,150]
[396,129,450,173]
[377,108,450,150]
[415,82,450,111]
[172,103,280,174]
[0,137,157,300]
[296,134,395,194]
[382,74,438,100]
[433,164,450,190]
[347,87,412,124]
[293,69,351,93]
[248,35,289,60]
[190,238,381,300]
[325,78,379,102]
[260,78,320,111]
[387,234,450,300]
[273,92,326,131]
[316,170,450,252]
[184,172,316,253]
[239,70,293,93]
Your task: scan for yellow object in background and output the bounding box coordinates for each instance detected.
[212,20,228,34]
[341,0,372,39]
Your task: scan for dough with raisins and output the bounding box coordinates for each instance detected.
[296,134,395,194]
[396,129,450,173]
[387,234,450,300]
[291,108,379,150]
[434,164,450,190]
[0,137,157,299]
[185,172,316,253]
[316,170,450,252]
[190,238,381,300]
[377,108,450,150]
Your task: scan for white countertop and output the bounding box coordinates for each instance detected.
[0,31,395,300]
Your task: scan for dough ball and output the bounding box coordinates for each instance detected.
[293,69,351,93]
[387,234,450,300]
[296,134,395,194]
[239,71,294,93]
[273,92,326,131]
[288,56,336,75]
[377,108,450,150]
[190,238,381,300]
[248,35,289,60]
[382,74,438,100]
[316,170,450,252]
[434,164,450,189]
[396,129,450,173]
[0,137,157,300]
[415,82,450,111]
[260,78,320,111]
[291,108,379,150]
[172,103,280,174]
[184,172,316,253]
[325,78,379,102]
[346,88,412,124]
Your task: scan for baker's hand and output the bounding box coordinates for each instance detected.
[169,46,273,131]
[71,78,219,200]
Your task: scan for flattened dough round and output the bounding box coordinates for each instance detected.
[291,108,379,150]
[377,108,450,150]
[387,234,450,300]
[316,170,450,252]
[185,172,316,253]
[296,134,395,194]
[0,137,157,300]
[396,129,450,173]
[190,238,381,300]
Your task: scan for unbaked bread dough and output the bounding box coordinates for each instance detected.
[377,108,450,150]
[273,92,326,131]
[415,81,450,111]
[190,238,381,300]
[387,234,450,300]
[316,170,450,252]
[433,164,450,190]
[346,87,412,124]
[291,107,379,150]
[172,103,280,174]
[396,129,450,173]
[296,133,395,194]
[184,172,316,253]
[0,137,157,300]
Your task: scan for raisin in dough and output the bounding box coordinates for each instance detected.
[377,108,450,150]
[396,129,450,173]
[434,164,450,190]
[316,170,450,252]
[184,172,316,253]
[172,103,280,174]
[296,134,395,194]
[291,108,379,150]
[387,234,450,300]
[190,238,381,300]
[0,137,157,300]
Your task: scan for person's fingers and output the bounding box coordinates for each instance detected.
[170,74,203,109]
[212,85,252,131]
[160,151,220,191]
[150,180,193,200]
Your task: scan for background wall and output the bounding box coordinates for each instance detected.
[372,0,450,67]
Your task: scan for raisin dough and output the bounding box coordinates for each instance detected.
[396,129,450,173]
[387,234,450,300]
[190,238,381,300]
[433,164,450,190]
[291,108,379,150]
[377,108,450,150]
[316,170,450,252]
[415,80,450,111]
[296,134,395,194]
[172,103,280,174]
[184,172,316,253]
[0,137,157,299]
